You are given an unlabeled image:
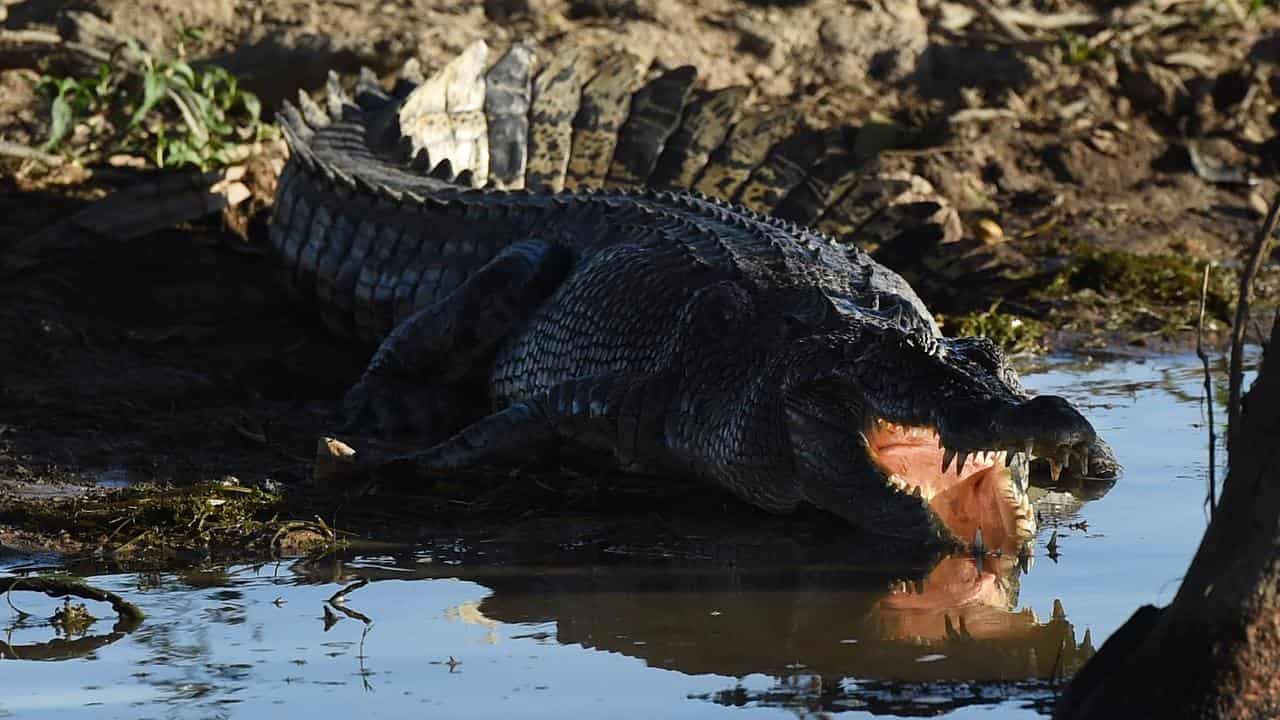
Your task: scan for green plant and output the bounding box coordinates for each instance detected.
[943,305,1046,355]
[1060,32,1105,66]
[38,64,119,150]
[1043,243,1234,319]
[36,31,270,170]
[1249,0,1279,18]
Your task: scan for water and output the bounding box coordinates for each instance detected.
[0,355,1246,719]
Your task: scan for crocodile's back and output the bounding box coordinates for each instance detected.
[270,40,956,342]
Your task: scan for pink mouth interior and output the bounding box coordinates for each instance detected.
[864,421,1034,551]
[874,555,1029,642]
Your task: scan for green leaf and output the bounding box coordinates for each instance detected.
[130,69,168,127]
[170,60,196,89]
[41,93,73,151]
[94,63,113,99]
[153,128,168,167]
[239,91,261,122]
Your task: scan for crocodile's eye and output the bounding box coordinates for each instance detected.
[947,336,1025,391]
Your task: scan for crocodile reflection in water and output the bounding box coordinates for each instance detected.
[461,553,1092,685]
[287,476,1112,705]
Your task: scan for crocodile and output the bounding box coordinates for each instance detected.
[271,41,1117,550]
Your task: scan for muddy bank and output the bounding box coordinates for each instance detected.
[2,0,1279,555]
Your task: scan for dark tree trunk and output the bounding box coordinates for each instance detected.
[1056,319,1280,719]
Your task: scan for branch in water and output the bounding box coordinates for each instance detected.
[1,575,145,623]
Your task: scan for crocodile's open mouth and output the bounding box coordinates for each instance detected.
[865,419,1035,551]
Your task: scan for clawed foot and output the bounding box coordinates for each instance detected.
[312,436,432,492]
[313,436,364,487]
[341,371,446,437]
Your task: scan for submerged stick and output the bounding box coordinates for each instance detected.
[1195,264,1216,517]
[327,578,372,624]
[1229,192,1280,448]
[0,576,144,623]
[327,577,370,607]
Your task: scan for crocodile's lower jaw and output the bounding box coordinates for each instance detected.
[865,420,1036,551]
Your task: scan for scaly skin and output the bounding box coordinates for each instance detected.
[271,42,1119,546]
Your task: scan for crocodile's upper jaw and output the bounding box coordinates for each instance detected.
[864,418,1035,552]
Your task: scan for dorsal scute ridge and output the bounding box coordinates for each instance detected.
[355,67,390,110]
[429,159,454,180]
[351,173,379,196]
[296,89,329,129]
[409,148,432,172]
[329,164,356,190]
[284,42,958,281]
[394,40,491,186]
[392,134,416,163]
[325,70,356,120]
[278,100,315,140]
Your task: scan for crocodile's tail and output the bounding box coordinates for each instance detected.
[278,41,961,256]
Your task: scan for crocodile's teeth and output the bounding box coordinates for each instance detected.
[1076,447,1089,473]
[1005,450,1018,467]
[911,485,923,499]
[1048,457,1062,483]
[1016,513,1037,538]
[942,447,957,473]
[955,452,968,476]
[1017,544,1034,573]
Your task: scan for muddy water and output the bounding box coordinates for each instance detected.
[0,355,1241,718]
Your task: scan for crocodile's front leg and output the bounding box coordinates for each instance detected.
[343,238,572,436]
[384,372,678,474]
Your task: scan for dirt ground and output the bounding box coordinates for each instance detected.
[1,0,1278,558]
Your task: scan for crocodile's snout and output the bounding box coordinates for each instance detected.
[991,395,1096,483]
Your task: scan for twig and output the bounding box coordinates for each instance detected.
[358,623,374,692]
[0,576,144,623]
[1228,192,1280,448]
[327,578,369,607]
[4,581,31,619]
[995,8,1099,31]
[0,140,63,166]
[964,0,1031,41]
[328,602,373,624]
[0,28,115,67]
[1195,264,1216,518]
[327,578,373,625]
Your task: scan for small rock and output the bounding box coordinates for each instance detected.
[276,527,329,557]
[1249,192,1270,218]
[936,2,977,32]
[107,154,148,168]
[974,218,1004,244]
